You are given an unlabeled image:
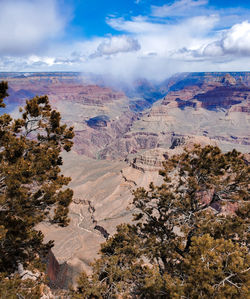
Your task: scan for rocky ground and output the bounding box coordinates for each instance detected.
[38,150,165,287]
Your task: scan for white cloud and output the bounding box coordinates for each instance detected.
[90,35,141,58]
[0,0,69,55]
[152,0,208,17]
[0,14,221,81]
[107,14,218,57]
[1,0,250,83]
[107,16,168,34]
[203,21,250,57]
[28,55,55,66]
[107,14,218,37]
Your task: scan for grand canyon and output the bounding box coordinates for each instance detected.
[1,0,250,297]
[1,71,249,288]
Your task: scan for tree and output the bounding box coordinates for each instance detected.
[0,81,74,278]
[74,145,249,298]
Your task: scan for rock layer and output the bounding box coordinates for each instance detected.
[101,73,249,159]
[1,72,249,159]
[1,72,249,287]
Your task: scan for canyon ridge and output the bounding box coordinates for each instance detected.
[1,71,249,287]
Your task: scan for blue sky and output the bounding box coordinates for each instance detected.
[70,0,250,37]
[1,0,250,82]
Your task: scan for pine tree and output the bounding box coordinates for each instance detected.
[74,145,249,298]
[0,81,74,278]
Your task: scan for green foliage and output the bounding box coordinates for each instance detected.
[72,224,149,298]
[0,81,74,277]
[75,145,249,298]
[0,273,42,299]
[0,81,8,108]
[176,234,250,298]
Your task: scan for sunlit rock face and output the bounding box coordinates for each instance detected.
[1,72,249,159]
[110,73,249,158]
[0,72,138,159]
[38,136,220,287]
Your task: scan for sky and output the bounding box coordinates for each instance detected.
[1,0,250,82]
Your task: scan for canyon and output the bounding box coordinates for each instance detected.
[0,71,249,287]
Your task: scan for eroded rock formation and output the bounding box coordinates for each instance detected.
[1,72,249,288]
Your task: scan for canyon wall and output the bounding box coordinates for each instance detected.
[1,72,249,287]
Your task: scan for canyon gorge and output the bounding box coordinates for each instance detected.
[1,71,249,287]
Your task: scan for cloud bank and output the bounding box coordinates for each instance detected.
[203,21,250,57]
[90,35,141,58]
[0,0,68,55]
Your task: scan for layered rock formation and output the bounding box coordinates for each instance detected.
[39,135,221,287]
[38,150,166,287]
[100,73,249,159]
[0,72,137,159]
[1,71,249,288]
[2,72,249,159]
[163,71,250,91]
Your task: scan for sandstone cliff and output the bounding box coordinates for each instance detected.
[1,72,249,160]
[100,73,249,159]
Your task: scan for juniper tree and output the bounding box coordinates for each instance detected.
[74,145,249,298]
[0,81,74,276]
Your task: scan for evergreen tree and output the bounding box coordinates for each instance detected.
[0,81,74,279]
[74,145,249,298]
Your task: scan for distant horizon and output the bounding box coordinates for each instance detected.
[1,70,250,74]
[1,70,250,77]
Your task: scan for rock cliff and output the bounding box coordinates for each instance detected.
[103,73,249,159]
[0,72,137,158]
[38,136,219,287]
[1,72,249,288]
[1,72,249,159]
